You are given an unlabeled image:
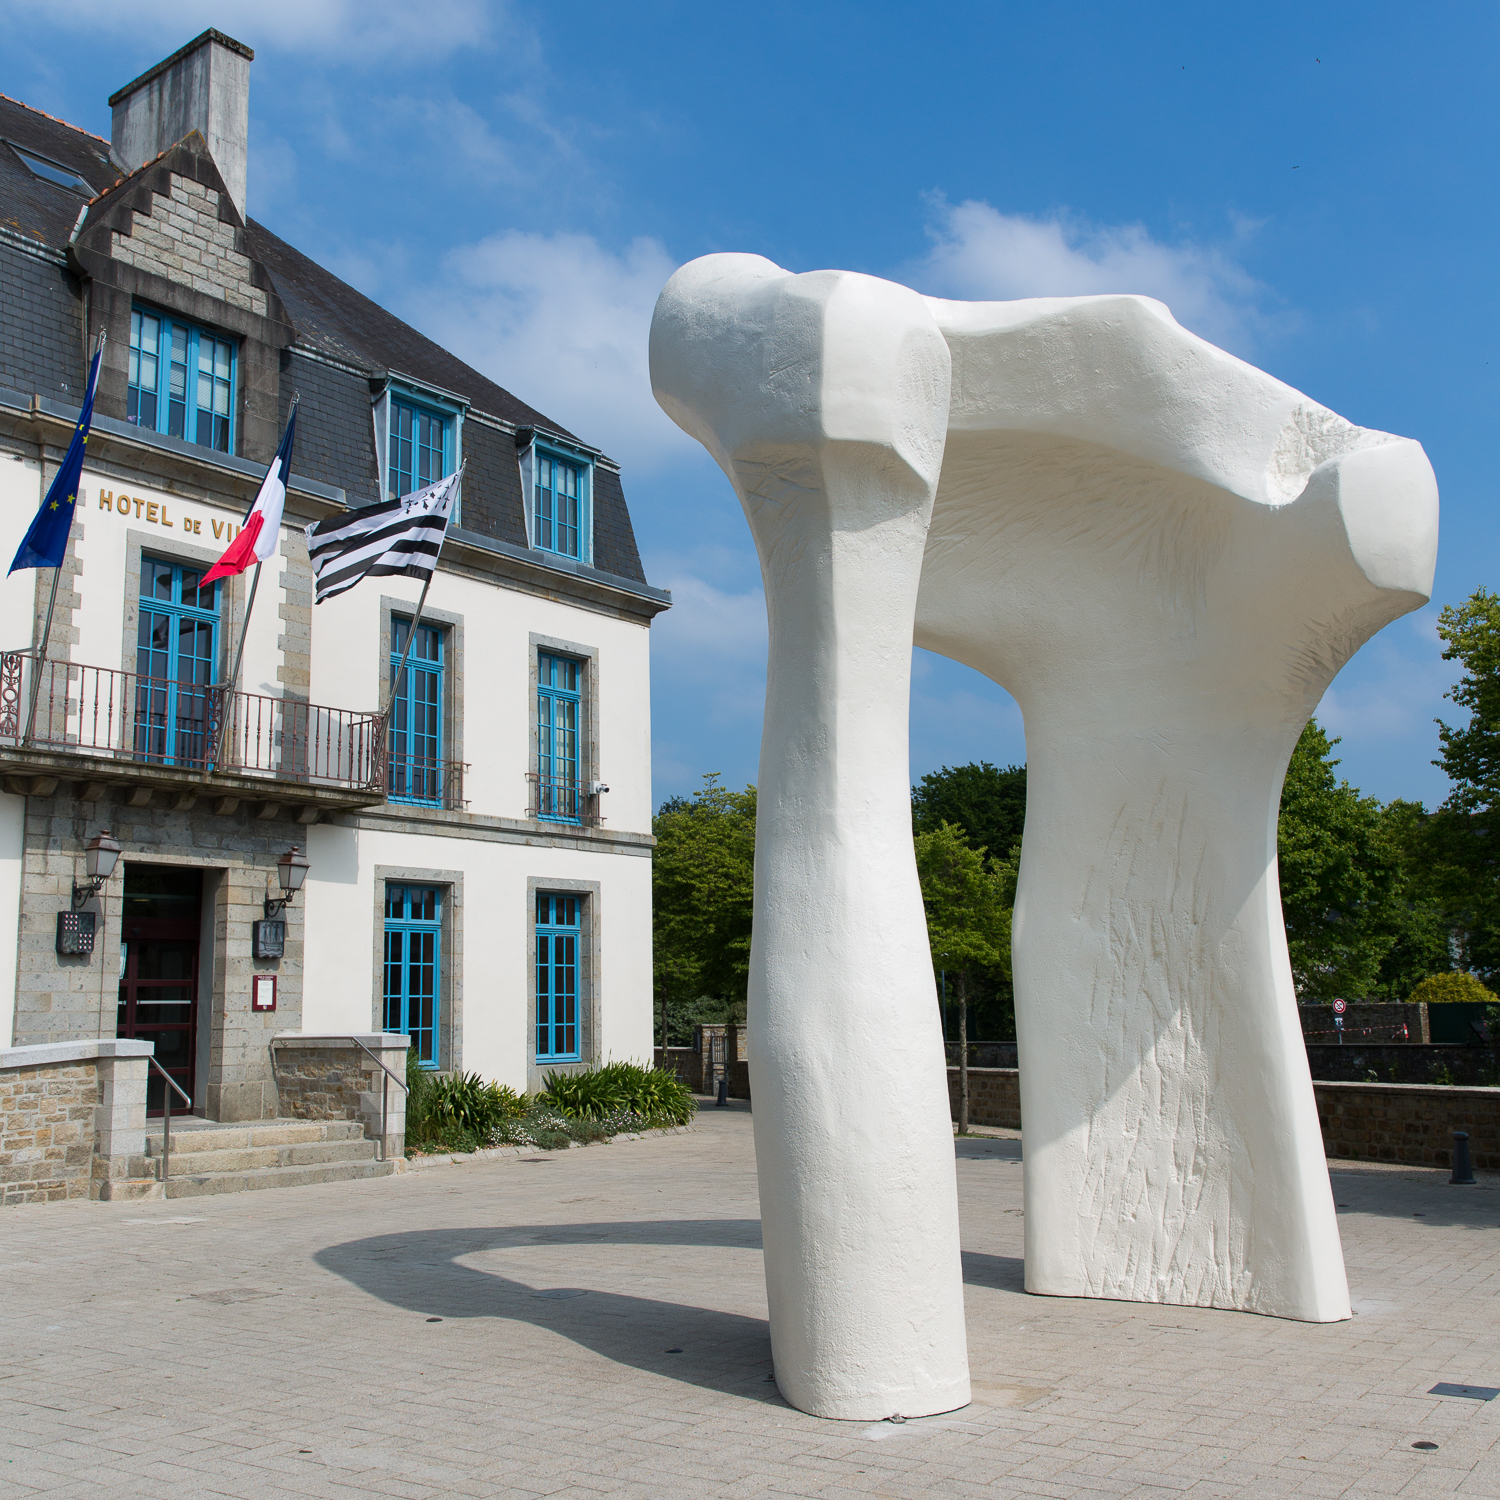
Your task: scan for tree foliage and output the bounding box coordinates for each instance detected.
[651,774,757,1043]
[912,760,1027,860]
[1425,589,1500,983]
[1277,720,1404,999]
[913,821,1013,983]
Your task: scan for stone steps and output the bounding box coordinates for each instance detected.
[143,1117,393,1199]
[163,1157,398,1199]
[152,1139,382,1176]
[145,1119,367,1156]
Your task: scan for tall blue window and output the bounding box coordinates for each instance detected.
[534,450,583,558]
[134,557,219,767]
[536,652,581,822]
[128,307,235,453]
[388,399,449,500]
[388,619,446,806]
[384,884,442,1068]
[536,892,581,1063]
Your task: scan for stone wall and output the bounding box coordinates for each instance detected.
[654,1023,750,1097]
[1,1038,156,1204]
[1,1055,96,1204]
[1316,1080,1500,1171]
[946,1067,1500,1170]
[12,792,307,1122]
[270,1033,409,1159]
[1305,1042,1497,1086]
[946,1067,1021,1129]
[111,173,269,317]
[1299,1001,1428,1044]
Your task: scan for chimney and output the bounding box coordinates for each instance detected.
[109,30,254,222]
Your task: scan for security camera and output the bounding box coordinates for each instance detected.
[587,781,609,796]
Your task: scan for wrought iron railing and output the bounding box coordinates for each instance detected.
[0,652,386,793]
[526,771,601,826]
[387,752,466,811]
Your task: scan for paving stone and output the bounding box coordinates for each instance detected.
[0,1106,1497,1496]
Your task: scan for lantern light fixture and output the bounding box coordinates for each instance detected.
[264,845,310,918]
[73,829,121,909]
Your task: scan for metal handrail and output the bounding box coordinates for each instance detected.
[148,1057,191,1187]
[269,1035,408,1163]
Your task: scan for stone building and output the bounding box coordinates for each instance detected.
[0,31,668,1121]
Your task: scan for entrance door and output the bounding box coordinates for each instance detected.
[117,866,202,1115]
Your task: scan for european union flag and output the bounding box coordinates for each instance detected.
[10,343,103,574]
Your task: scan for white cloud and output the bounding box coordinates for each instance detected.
[908,197,1282,353]
[11,0,500,61]
[407,230,690,471]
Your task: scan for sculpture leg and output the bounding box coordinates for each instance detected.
[1016,726,1349,1320]
[651,256,969,1419]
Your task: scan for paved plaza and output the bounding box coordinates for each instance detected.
[1,1103,1498,1499]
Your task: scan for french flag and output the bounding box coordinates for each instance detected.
[203,405,297,586]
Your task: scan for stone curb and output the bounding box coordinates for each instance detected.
[402,1122,701,1172]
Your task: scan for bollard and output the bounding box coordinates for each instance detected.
[716,1075,729,1108]
[1450,1130,1477,1186]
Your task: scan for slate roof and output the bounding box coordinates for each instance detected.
[0,92,651,587]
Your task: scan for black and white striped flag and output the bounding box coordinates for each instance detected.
[305,470,459,604]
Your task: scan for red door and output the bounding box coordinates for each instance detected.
[116,867,202,1116]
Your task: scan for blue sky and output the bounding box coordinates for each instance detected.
[9,1,1497,809]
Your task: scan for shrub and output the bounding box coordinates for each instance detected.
[404,1053,528,1154]
[401,1055,693,1156]
[1409,972,1499,1006]
[540,1061,697,1127]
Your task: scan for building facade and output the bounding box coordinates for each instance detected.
[0,31,668,1119]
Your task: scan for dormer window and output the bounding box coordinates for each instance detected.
[535,451,583,558]
[388,398,449,500]
[372,378,466,514]
[128,306,236,453]
[520,432,593,564]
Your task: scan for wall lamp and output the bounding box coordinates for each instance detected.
[73,829,121,909]
[264,845,310,919]
[57,829,120,956]
[253,846,310,962]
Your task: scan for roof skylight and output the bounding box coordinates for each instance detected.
[8,143,94,197]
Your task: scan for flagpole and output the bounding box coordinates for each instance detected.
[378,463,462,790]
[211,561,261,772]
[23,329,105,746]
[209,393,298,773]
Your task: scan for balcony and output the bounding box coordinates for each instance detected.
[387,752,467,812]
[0,652,390,818]
[527,771,603,827]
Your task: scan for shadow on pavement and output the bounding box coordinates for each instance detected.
[317,1218,1027,1399]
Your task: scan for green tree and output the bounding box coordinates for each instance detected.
[1428,588,1500,983]
[651,774,757,1046]
[914,821,1012,1133]
[912,760,1027,860]
[1277,720,1402,999]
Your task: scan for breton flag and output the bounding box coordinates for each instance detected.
[202,405,298,586]
[10,340,104,573]
[304,468,459,605]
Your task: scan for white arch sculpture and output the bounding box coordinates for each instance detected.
[649,255,1439,1420]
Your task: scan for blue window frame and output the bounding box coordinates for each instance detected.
[134,557,219,767]
[384,884,442,1068]
[128,307,235,453]
[535,892,581,1063]
[536,651,581,822]
[388,618,446,806]
[388,399,449,500]
[534,449,584,558]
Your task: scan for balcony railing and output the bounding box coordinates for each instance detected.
[527,771,602,826]
[387,752,467,811]
[0,653,386,794]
